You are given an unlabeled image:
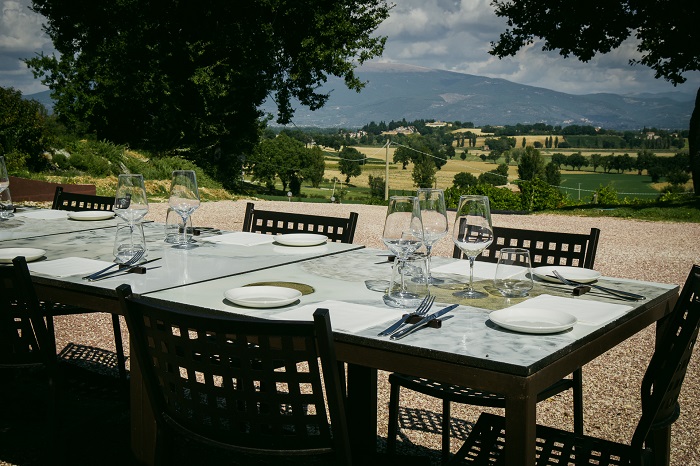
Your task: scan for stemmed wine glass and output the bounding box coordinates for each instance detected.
[113,174,149,263]
[416,188,448,284]
[168,170,200,250]
[452,195,494,299]
[382,196,424,306]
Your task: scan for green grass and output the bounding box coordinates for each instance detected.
[559,173,659,201]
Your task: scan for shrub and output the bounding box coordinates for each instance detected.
[593,184,619,205]
[519,178,563,211]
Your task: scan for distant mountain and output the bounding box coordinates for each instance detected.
[23,90,53,113]
[26,63,695,129]
[262,63,695,130]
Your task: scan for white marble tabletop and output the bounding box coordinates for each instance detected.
[0,207,121,241]
[1,221,363,295]
[141,248,677,376]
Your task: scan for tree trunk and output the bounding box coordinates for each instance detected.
[689,87,700,194]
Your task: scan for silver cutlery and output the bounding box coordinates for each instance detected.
[93,265,162,281]
[378,295,435,336]
[390,303,458,340]
[551,270,645,301]
[87,257,161,282]
[82,250,145,280]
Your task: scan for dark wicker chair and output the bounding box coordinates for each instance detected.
[0,256,60,457]
[242,202,359,243]
[47,187,127,387]
[448,264,700,465]
[388,227,601,462]
[117,284,352,466]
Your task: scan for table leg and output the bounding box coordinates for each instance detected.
[346,363,378,453]
[130,337,157,466]
[505,393,537,466]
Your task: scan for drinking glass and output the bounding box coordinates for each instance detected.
[113,174,149,262]
[452,195,493,299]
[168,170,200,250]
[0,187,14,219]
[416,188,448,284]
[382,196,424,307]
[0,156,9,194]
[494,248,534,297]
[114,222,147,263]
[386,255,429,308]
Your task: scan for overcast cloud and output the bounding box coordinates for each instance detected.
[1,0,698,97]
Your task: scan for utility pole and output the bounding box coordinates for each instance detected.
[385,139,390,200]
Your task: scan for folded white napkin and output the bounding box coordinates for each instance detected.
[508,294,633,326]
[270,300,406,333]
[14,210,68,220]
[432,260,499,280]
[200,232,276,246]
[28,257,114,278]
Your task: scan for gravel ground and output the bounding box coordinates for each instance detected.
[51,199,700,464]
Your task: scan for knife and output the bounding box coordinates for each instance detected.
[87,257,161,282]
[390,304,458,340]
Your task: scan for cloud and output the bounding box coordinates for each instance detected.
[0,0,54,94]
[376,0,700,96]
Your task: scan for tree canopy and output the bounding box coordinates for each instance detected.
[26,0,391,189]
[490,0,700,193]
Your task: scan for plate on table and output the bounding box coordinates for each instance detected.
[489,308,577,334]
[274,233,328,247]
[0,248,46,263]
[532,265,601,284]
[67,211,116,221]
[224,286,302,308]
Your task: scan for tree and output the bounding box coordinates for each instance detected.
[453,172,478,190]
[550,153,567,168]
[545,161,561,186]
[0,86,53,170]
[491,0,700,194]
[26,0,390,189]
[338,147,364,183]
[302,146,326,188]
[566,152,588,171]
[412,158,437,188]
[517,146,546,181]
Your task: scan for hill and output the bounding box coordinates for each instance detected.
[262,63,694,130]
[25,63,695,130]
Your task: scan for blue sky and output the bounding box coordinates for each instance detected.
[2,0,698,98]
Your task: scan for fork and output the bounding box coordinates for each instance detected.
[82,250,145,280]
[378,295,435,337]
[552,270,645,301]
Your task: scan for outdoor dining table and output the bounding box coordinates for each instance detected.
[0,214,681,465]
[138,248,680,466]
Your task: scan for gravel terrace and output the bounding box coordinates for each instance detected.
[48,199,700,465]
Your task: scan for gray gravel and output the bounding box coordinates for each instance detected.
[52,200,700,464]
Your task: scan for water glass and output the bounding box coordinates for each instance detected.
[0,187,13,219]
[494,248,534,297]
[113,222,147,263]
[385,255,429,308]
[164,207,193,244]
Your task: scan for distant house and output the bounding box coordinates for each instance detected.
[382,126,419,136]
[425,121,450,128]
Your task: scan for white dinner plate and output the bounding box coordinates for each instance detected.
[224,286,302,308]
[489,307,577,334]
[67,211,116,221]
[0,248,47,263]
[532,265,601,284]
[274,233,328,247]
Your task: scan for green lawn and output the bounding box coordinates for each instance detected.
[559,172,659,201]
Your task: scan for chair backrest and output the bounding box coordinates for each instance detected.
[631,265,700,451]
[453,225,600,269]
[117,284,351,465]
[242,202,358,243]
[51,186,114,212]
[0,257,55,368]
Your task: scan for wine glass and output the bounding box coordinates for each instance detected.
[114,174,149,224]
[0,156,9,194]
[452,195,494,299]
[113,174,149,263]
[168,170,200,250]
[382,196,424,307]
[416,188,448,284]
